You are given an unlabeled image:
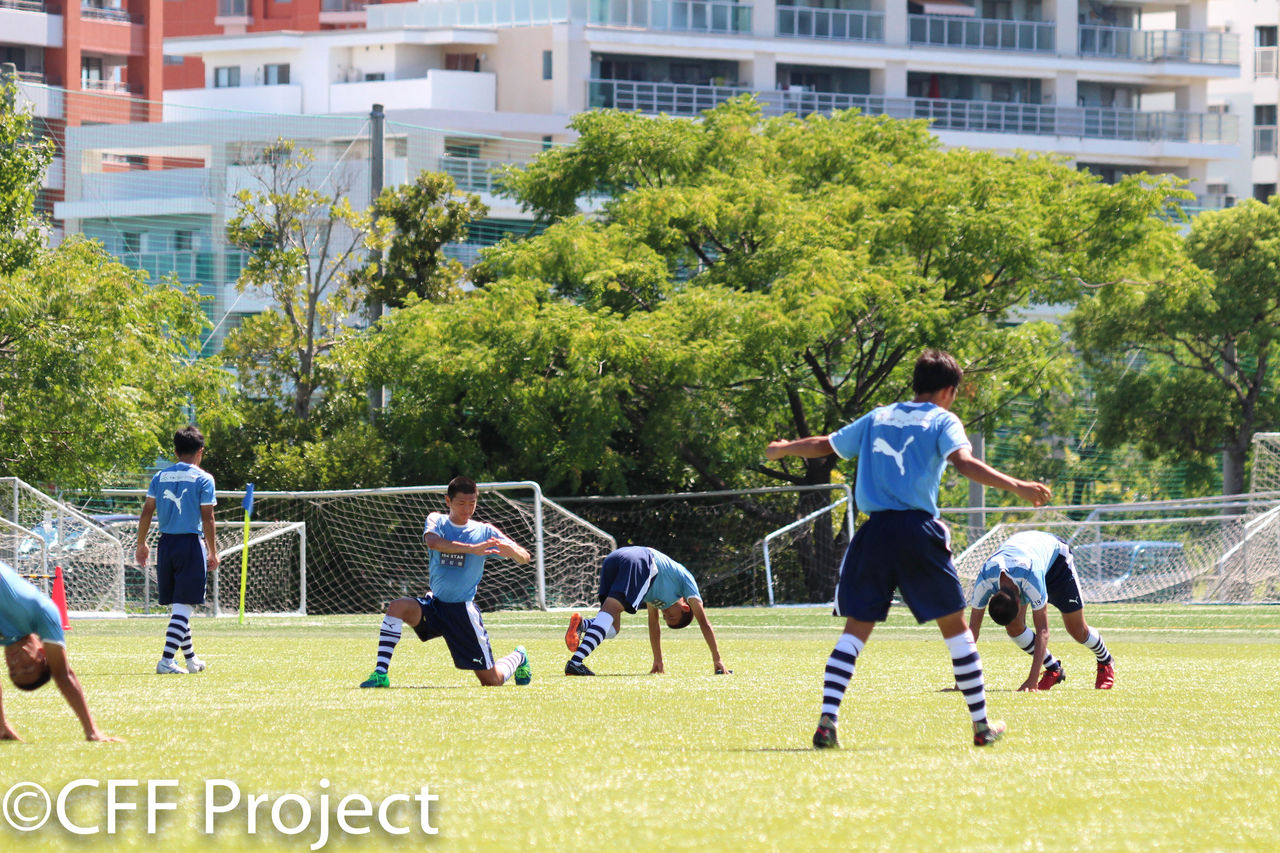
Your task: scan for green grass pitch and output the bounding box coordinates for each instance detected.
[2,606,1279,852]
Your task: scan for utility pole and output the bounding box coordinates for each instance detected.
[367,103,387,413]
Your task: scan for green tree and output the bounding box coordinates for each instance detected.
[223,139,391,422]
[0,78,52,277]
[366,170,487,308]
[0,240,232,490]
[1071,198,1280,496]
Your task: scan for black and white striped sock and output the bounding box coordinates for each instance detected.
[572,612,614,663]
[819,633,864,723]
[375,615,403,674]
[947,631,989,724]
[1083,627,1112,665]
[1011,625,1060,672]
[162,605,191,660]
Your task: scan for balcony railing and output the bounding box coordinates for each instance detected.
[587,80,1239,144]
[322,0,369,10]
[1256,125,1277,157]
[588,0,750,34]
[80,2,135,21]
[1079,26,1239,65]
[81,78,136,94]
[1257,46,1279,78]
[217,0,248,16]
[908,14,1054,53]
[0,0,48,11]
[777,6,883,42]
[439,156,507,194]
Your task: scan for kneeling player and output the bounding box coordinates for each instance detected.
[563,546,728,676]
[0,560,120,741]
[359,477,532,688]
[969,530,1115,691]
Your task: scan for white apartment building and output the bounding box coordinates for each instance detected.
[1208,1,1277,204]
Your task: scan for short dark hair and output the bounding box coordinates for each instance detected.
[447,476,478,499]
[669,604,693,630]
[988,588,1020,626]
[174,424,205,457]
[912,349,963,395]
[12,661,51,692]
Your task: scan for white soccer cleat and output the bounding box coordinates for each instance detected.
[185,657,208,674]
[156,657,187,675]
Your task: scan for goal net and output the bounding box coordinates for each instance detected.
[1251,432,1280,498]
[556,486,854,606]
[954,495,1280,603]
[1,477,125,613]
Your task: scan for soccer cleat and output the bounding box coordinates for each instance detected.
[156,657,187,675]
[564,659,595,676]
[1037,665,1065,691]
[360,670,390,688]
[185,657,208,674]
[513,646,532,685]
[812,714,839,749]
[973,720,1007,747]
[565,613,587,652]
[1095,662,1115,690]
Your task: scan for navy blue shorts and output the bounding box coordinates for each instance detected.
[1045,548,1084,614]
[597,546,657,614]
[156,533,208,606]
[835,511,966,624]
[411,594,495,671]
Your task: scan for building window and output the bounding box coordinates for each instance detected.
[163,54,186,66]
[542,50,553,80]
[542,135,553,150]
[264,63,290,85]
[364,72,386,82]
[1257,26,1278,48]
[1257,104,1277,126]
[122,232,140,254]
[1255,183,1277,202]
[445,53,478,72]
[81,57,103,84]
[214,66,240,88]
[174,230,194,251]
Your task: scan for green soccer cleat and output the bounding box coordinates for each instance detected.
[360,670,390,688]
[513,646,532,686]
[812,714,839,749]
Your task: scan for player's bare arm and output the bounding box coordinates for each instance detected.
[1019,607,1051,693]
[0,691,21,741]
[135,496,156,567]
[948,446,1052,506]
[201,504,220,572]
[45,644,121,742]
[968,607,985,641]
[490,532,531,564]
[647,604,664,673]
[689,598,729,674]
[766,435,835,460]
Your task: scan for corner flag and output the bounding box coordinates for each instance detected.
[238,484,254,625]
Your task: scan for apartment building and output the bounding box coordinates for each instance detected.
[1207,2,1277,205]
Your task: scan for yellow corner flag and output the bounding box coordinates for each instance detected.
[239,483,254,625]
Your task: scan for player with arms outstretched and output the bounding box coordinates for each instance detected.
[968,530,1115,691]
[0,560,120,741]
[766,349,1052,748]
[360,477,533,688]
[563,545,729,676]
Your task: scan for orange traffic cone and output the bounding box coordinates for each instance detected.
[51,565,71,631]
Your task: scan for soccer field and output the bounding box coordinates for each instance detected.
[2,606,1278,852]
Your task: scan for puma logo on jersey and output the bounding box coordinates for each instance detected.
[873,436,915,476]
[162,488,186,510]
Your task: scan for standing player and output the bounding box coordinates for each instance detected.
[968,530,1115,691]
[563,545,729,676]
[0,560,120,741]
[135,425,219,675]
[359,477,533,688]
[765,349,1052,748]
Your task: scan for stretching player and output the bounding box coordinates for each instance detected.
[563,546,729,676]
[360,477,533,688]
[969,530,1115,691]
[0,560,120,741]
[135,424,219,675]
[766,349,1051,748]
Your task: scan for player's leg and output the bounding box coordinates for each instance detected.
[433,601,525,687]
[155,535,199,675]
[180,536,210,673]
[814,616,874,748]
[360,596,424,687]
[1004,603,1064,689]
[566,597,625,675]
[936,610,1004,745]
[1061,609,1114,689]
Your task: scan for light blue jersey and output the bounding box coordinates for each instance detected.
[0,561,65,647]
[146,462,216,535]
[970,531,1067,610]
[829,401,971,517]
[643,549,701,609]
[422,512,506,603]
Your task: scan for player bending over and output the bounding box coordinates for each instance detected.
[564,546,729,676]
[765,348,1051,749]
[360,477,533,688]
[969,530,1115,691]
[0,560,120,741]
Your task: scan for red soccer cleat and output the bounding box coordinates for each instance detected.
[973,720,1006,747]
[565,612,585,652]
[1095,663,1115,690]
[1037,666,1066,691]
